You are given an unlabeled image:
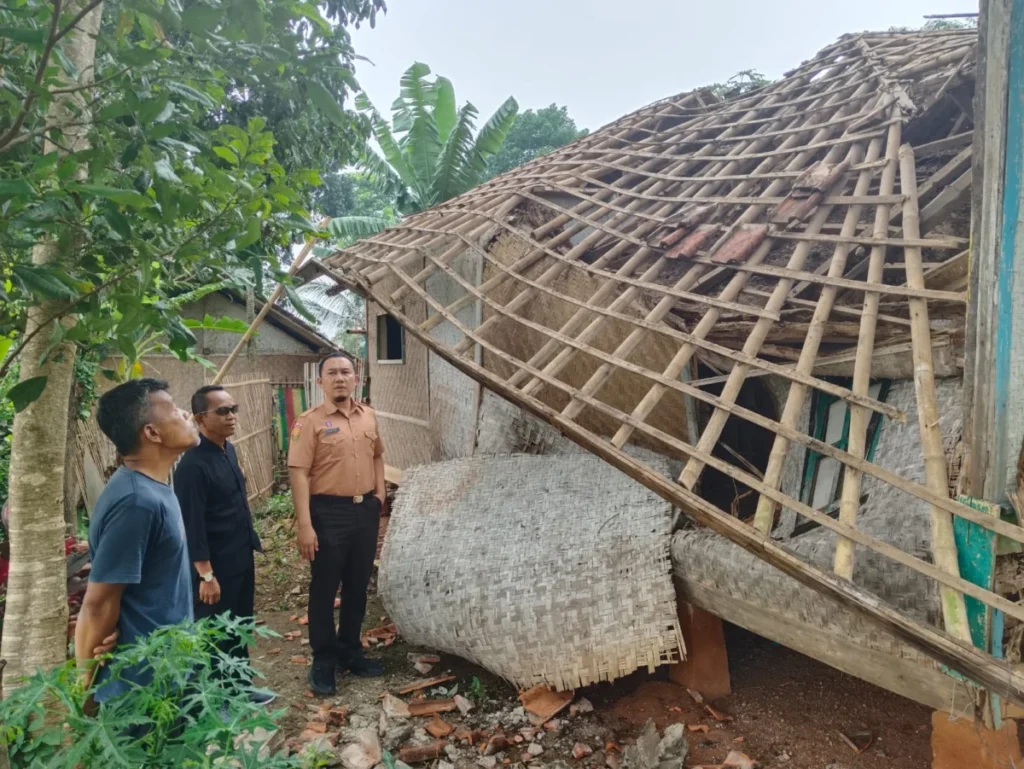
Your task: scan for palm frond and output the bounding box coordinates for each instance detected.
[431,103,478,204]
[400,63,443,204]
[294,279,365,341]
[326,215,393,246]
[433,76,457,145]
[465,96,519,184]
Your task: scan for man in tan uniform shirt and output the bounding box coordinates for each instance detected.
[288,352,386,695]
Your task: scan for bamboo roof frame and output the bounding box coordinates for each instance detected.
[317,30,1024,703]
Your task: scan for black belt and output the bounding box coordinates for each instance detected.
[311,492,375,505]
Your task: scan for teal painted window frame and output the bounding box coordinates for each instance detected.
[800,378,892,510]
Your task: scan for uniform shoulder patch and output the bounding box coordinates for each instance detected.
[291,421,304,441]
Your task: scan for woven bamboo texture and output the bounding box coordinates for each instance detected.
[320,30,1024,701]
[379,453,683,690]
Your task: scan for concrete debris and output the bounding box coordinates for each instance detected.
[339,728,381,769]
[622,720,688,769]
[382,723,415,752]
[454,694,474,714]
[606,753,622,769]
[414,661,435,675]
[383,692,412,719]
[569,698,594,716]
[723,751,758,769]
[478,756,497,769]
[528,743,545,757]
[233,726,281,760]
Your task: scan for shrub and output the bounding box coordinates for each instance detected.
[0,616,300,768]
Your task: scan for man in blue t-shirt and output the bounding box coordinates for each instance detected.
[75,378,199,703]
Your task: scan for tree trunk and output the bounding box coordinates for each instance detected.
[0,0,104,691]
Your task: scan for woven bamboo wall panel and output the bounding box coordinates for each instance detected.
[380,454,683,690]
[323,30,1024,701]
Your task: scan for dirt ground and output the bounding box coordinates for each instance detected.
[249,510,933,769]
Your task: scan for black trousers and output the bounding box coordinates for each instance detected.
[194,555,256,681]
[308,494,381,664]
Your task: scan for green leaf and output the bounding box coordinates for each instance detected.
[326,215,390,244]
[117,336,137,361]
[307,81,347,128]
[153,157,181,183]
[138,93,171,124]
[235,217,261,250]
[0,336,12,363]
[0,179,35,196]
[12,263,78,301]
[67,184,152,209]
[183,314,250,334]
[284,283,317,323]
[0,27,45,45]
[212,146,239,165]
[7,377,48,413]
[433,76,457,144]
[100,368,119,381]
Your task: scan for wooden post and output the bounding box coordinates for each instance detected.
[936,2,1024,766]
[211,218,329,385]
[669,590,731,699]
[963,0,1024,504]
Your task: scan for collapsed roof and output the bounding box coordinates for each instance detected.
[317,29,1024,702]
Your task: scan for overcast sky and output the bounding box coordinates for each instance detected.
[347,0,978,132]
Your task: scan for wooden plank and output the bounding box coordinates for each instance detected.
[677,578,975,714]
[963,0,1014,499]
[915,131,973,158]
[920,169,973,234]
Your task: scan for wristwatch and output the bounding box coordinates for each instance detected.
[200,571,215,583]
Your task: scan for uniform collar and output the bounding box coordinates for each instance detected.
[320,399,364,417]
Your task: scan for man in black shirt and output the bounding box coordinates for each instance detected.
[174,385,270,703]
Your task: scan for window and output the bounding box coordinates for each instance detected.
[376,314,405,363]
[799,379,890,525]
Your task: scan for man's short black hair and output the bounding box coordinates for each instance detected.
[97,378,170,455]
[318,351,355,376]
[191,385,225,416]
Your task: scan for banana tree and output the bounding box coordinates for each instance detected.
[328,62,518,242]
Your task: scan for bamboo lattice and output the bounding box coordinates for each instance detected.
[317,30,1024,702]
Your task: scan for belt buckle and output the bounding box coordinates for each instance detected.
[353,494,363,504]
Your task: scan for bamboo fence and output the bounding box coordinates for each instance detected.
[314,30,1024,701]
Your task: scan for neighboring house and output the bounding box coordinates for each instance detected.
[302,27,1019,718]
[134,289,337,398]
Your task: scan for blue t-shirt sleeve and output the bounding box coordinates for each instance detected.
[90,499,157,585]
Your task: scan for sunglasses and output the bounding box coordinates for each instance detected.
[198,405,240,416]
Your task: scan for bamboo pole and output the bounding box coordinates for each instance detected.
[830,121,903,573]
[898,144,972,644]
[211,218,329,385]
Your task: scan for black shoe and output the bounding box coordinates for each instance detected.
[340,656,383,678]
[307,660,336,695]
